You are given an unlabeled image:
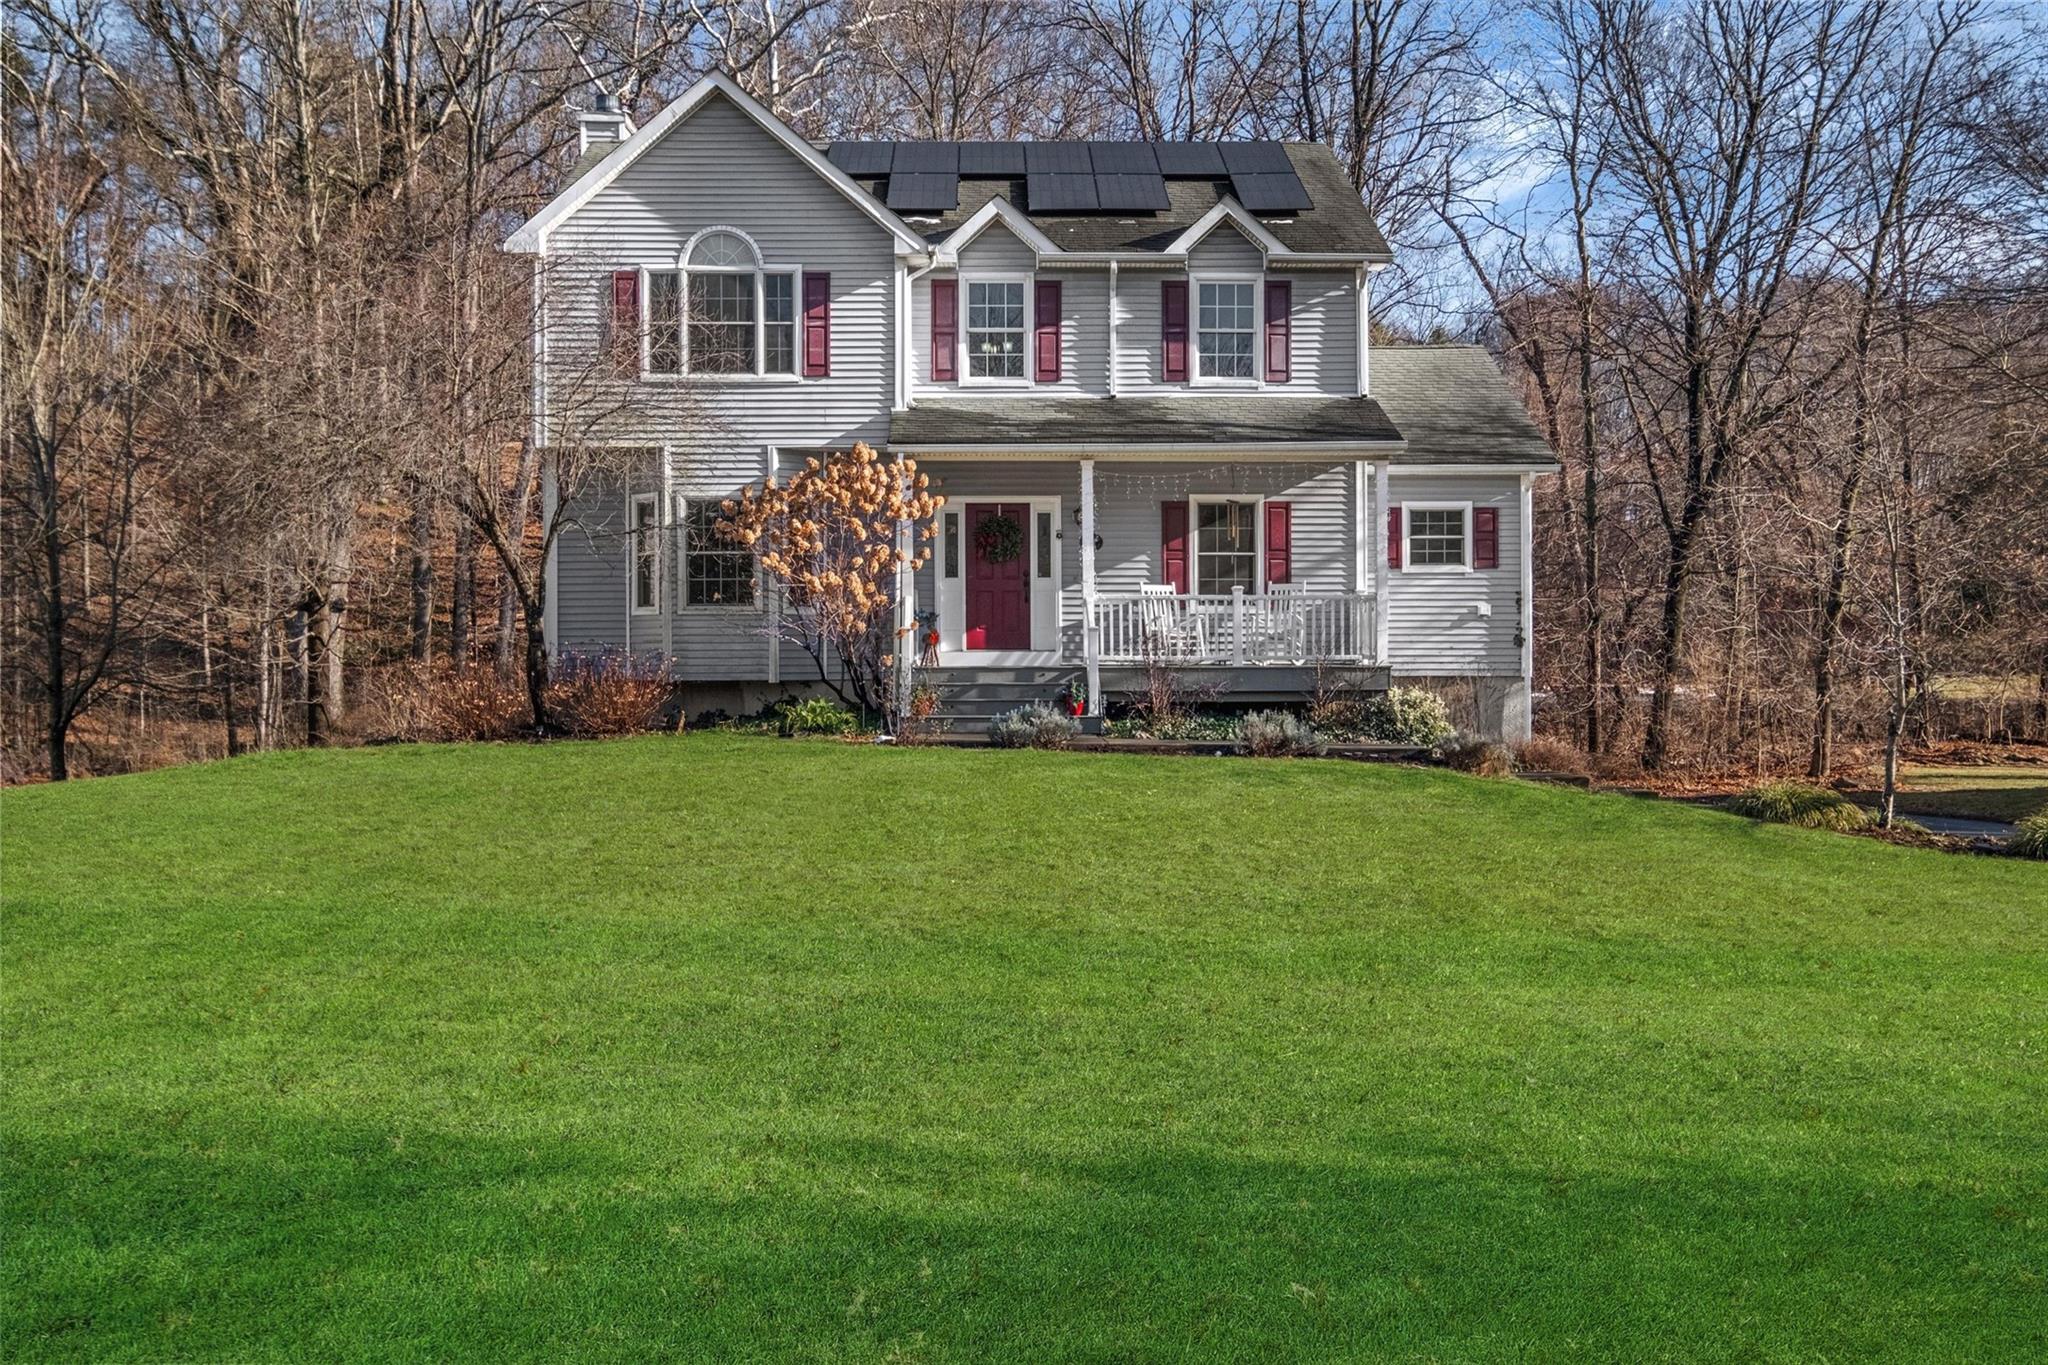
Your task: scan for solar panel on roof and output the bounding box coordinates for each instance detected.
[892,142,960,174]
[1230,171,1312,212]
[1153,142,1228,176]
[1087,141,1159,175]
[1027,172,1098,211]
[1023,143,1091,174]
[1092,173,1169,211]
[958,142,1026,176]
[827,142,894,176]
[886,172,959,211]
[1220,141,1293,175]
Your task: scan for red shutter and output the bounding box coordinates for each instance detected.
[1034,280,1062,382]
[1387,506,1403,568]
[610,269,639,375]
[1161,280,1189,382]
[1161,501,1190,593]
[1264,501,1292,585]
[1474,506,1499,569]
[1264,280,1292,383]
[930,278,957,382]
[802,272,831,377]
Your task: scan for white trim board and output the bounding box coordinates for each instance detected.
[939,198,1062,260]
[505,73,928,255]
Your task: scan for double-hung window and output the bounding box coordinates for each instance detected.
[1197,281,1256,380]
[630,494,660,613]
[681,500,757,606]
[1406,505,1470,568]
[645,230,798,378]
[965,279,1026,380]
[1194,498,1260,595]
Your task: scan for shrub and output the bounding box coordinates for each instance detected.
[2009,812,2048,860]
[420,667,531,742]
[1151,712,1240,742]
[1436,732,1514,777]
[988,703,1079,750]
[777,697,860,736]
[1728,782,1870,832]
[1236,710,1326,758]
[551,651,673,737]
[1353,687,1456,746]
[1513,735,1591,774]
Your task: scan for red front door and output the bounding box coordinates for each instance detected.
[965,503,1031,650]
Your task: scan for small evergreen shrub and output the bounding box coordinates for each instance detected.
[2009,812,2048,860]
[1436,733,1514,777]
[777,697,859,736]
[1236,710,1326,757]
[1728,782,1870,832]
[1354,687,1457,746]
[1151,712,1240,742]
[988,703,1079,750]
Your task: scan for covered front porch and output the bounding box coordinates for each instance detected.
[900,452,1395,711]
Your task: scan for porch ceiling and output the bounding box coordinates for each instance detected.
[890,394,1402,454]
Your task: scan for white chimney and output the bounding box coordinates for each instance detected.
[577,92,632,155]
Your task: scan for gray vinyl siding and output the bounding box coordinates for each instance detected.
[912,231,1360,401]
[1187,225,1264,274]
[1114,264,1360,397]
[554,451,782,679]
[916,458,1364,662]
[542,92,897,452]
[1382,474,1523,677]
[911,234,1110,397]
[542,89,899,662]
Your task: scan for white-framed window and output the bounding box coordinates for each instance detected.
[1403,502,1472,571]
[963,276,1028,382]
[1195,278,1257,381]
[629,493,660,613]
[644,228,800,379]
[1193,495,1262,595]
[679,498,758,607]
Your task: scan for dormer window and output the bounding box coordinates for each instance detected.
[645,229,799,378]
[964,278,1028,381]
[1197,281,1257,380]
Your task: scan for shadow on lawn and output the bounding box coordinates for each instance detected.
[6,1118,2038,1361]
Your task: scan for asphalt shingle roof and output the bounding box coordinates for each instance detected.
[1368,346,1558,467]
[843,143,1389,257]
[890,394,1400,450]
[891,347,1557,468]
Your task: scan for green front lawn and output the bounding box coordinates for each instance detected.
[1852,760,2048,824]
[5,737,2043,1360]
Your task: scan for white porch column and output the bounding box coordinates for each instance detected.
[893,456,916,715]
[1375,460,1391,664]
[1106,262,1120,397]
[1080,458,1100,714]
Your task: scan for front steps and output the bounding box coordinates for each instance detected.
[915,667,1081,734]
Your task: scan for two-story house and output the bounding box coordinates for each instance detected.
[506,73,1556,738]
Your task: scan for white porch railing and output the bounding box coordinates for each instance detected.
[1091,589,1378,665]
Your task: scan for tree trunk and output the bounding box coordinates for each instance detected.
[1806,469,1862,779]
[520,591,550,733]
[1641,516,1699,771]
[495,571,516,677]
[450,517,474,670]
[409,494,434,663]
[40,458,69,782]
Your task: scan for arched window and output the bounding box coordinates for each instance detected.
[644,229,798,377]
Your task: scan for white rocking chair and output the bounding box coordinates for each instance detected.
[1138,584,1204,660]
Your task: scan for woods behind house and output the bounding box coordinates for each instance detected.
[4,0,2044,779]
